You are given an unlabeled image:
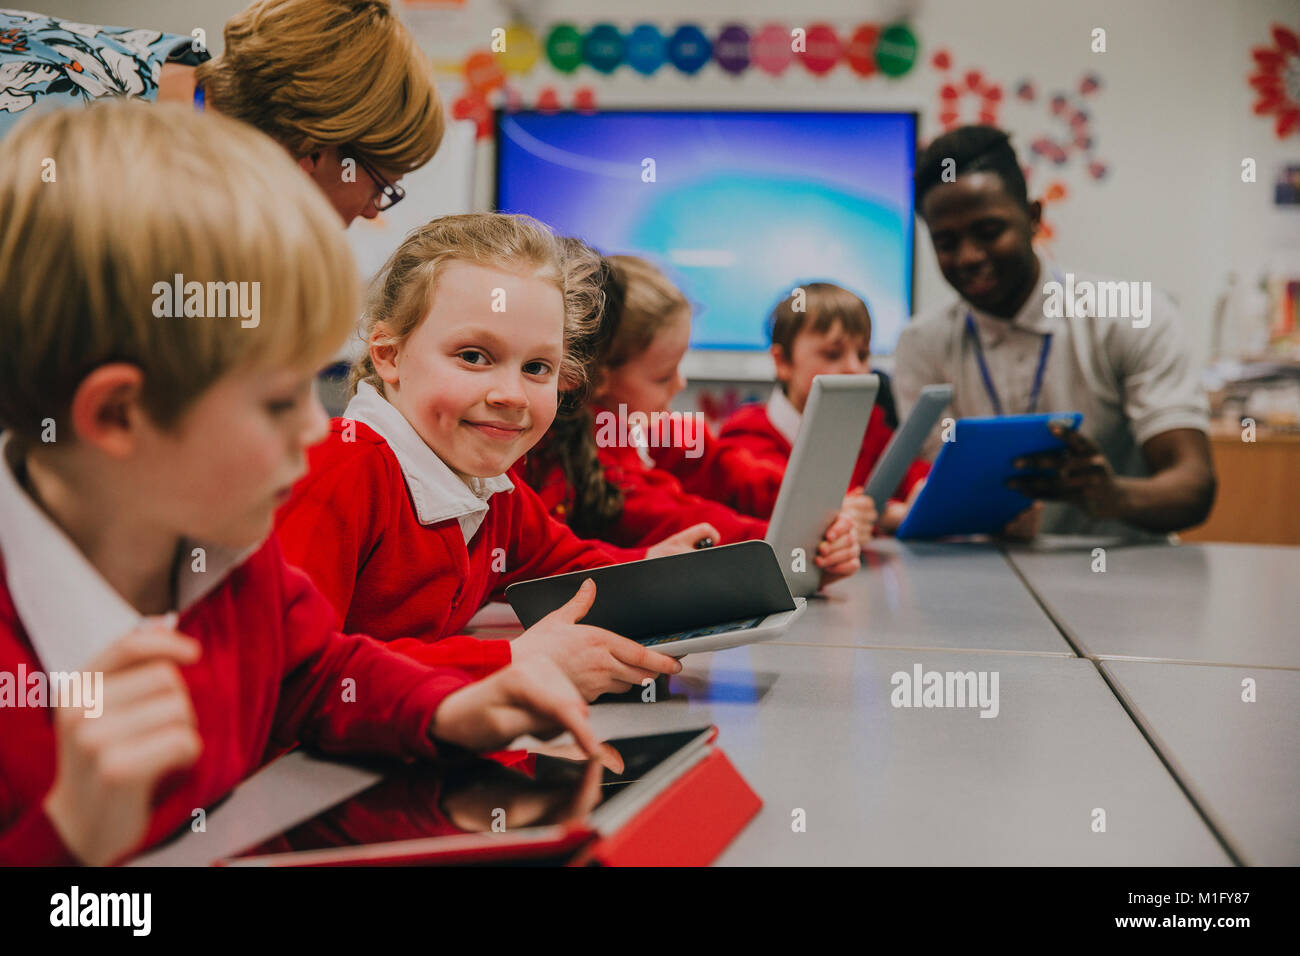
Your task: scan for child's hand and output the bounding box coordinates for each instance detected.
[816,512,862,587]
[840,488,877,543]
[1000,501,1043,541]
[508,579,682,701]
[645,522,722,558]
[431,655,621,771]
[878,479,926,534]
[43,626,203,866]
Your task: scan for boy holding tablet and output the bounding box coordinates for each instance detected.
[0,102,606,865]
[896,125,1216,537]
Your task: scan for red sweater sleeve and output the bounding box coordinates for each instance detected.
[508,462,647,564]
[269,547,474,759]
[275,434,391,631]
[597,443,768,549]
[495,480,615,598]
[0,804,77,866]
[384,634,512,680]
[649,417,785,519]
[717,405,794,469]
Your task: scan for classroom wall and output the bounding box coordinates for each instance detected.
[40,0,1300,371]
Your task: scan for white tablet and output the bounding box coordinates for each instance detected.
[864,383,952,505]
[765,374,879,597]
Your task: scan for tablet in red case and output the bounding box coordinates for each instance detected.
[221,727,760,867]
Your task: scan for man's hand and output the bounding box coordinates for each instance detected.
[1005,422,1125,518]
[508,579,682,700]
[1000,501,1044,541]
[1006,423,1217,533]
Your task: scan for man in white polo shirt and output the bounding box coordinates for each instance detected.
[895,125,1215,538]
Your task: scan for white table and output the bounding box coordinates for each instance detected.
[1101,659,1300,866]
[1005,540,1300,669]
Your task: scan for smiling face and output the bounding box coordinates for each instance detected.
[372,260,565,478]
[921,171,1043,319]
[594,307,691,416]
[773,321,870,414]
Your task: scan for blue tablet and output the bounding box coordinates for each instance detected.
[895,412,1083,540]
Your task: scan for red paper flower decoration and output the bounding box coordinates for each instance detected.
[1250,23,1300,138]
[933,56,1002,130]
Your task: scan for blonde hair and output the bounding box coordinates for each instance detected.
[351,214,598,395]
[0,100,360,445]
[195,0,443,172]
[602,255,691,369]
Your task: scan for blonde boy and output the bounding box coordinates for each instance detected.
[0,101,604,866]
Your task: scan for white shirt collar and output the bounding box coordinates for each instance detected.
[765,386,803,448]
[0,434,251,673]
[343,382,513,545]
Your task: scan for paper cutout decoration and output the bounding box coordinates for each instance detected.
[1034,180,1068,245]
[932,53,1002,129]
[495,24,539,75]
[545,23,583,73]
[846,24,880,77]
[573,86,597,113]
[627,24,667,75]
[875,23,918,77]
[451,89,492,138]
[1018,76,1107,180]
[799,23,841,76]
[752,22,794,76]
[1249,22,1300,138]
[668,24,712,74]
[583,23,624,73]
[535,86,561,113]
[463,49,504,95]
[715,23,751,75]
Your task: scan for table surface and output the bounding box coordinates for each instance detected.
[584,643,1229,866]
[782,539,1075,657]
[1004,540,1300,669]
[1100,659,1300,866]
[136,536,1294,866]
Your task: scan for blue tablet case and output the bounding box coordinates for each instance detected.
[894,412,1083,540]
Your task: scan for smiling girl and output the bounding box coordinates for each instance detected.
[275,215,692,700]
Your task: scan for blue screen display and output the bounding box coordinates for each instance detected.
[496,110,915,354]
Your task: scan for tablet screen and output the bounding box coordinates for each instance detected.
[227,728,711,863]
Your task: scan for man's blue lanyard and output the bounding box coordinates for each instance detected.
[193,82,205,111]
[964,269,1061,416]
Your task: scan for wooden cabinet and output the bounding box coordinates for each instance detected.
[1181,427,1300,545]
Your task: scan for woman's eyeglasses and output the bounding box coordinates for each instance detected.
[352,152,405,212]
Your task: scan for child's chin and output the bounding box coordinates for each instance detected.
[445,452,510,479]
[196,510,273,552]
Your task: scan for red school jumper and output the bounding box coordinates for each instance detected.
[275,417,618,673]
[521,412,770,550]
[0,537,474,865]
[713,389,930,510]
